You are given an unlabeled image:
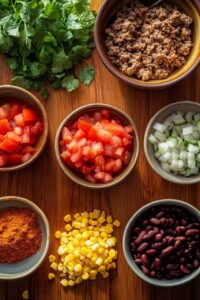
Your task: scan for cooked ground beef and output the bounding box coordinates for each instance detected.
[105,1,193,81]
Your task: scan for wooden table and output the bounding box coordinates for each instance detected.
[0,1,200,299]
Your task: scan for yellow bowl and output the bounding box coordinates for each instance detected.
[95,0,200,89]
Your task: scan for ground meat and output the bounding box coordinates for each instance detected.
[105,1,193,81]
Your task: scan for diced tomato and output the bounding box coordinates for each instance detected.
[14,127,23,136]
[124,125,134,134]
[29,136,38,146]
[23,108,38,123]
[82,165,94,175]
[94,111,102,121]
[106,124,128,138]
[105,158,115,171]
[85,174,96,183]
[122,137,131,146]
[124,151,132,165]
[7,132,21,142]
[114,147,124,159]
[67,140,78,152]
[0,134,5,142]
[95,156,105,170]
[0,119,11,134]
[97,129,112,144]
[111,135,122,148]
[77,138,87,148]
[78,118,92,132]
[113,159,122,173]
[21,153,32,163]
[87,127,97,140]
[94,172,112,183]
[14,113,25,127]
[104,145,114,157]
[0,155,7,166]
[62,127,72,143]
[7,154,23,165]
[0,139,19,153]
[61,150,71,162]
[71,150,82,163]
[31,122,43,136]
[21,146,35,154]
[21,133,30,144]
[91,142,104,156]
[0,107,9,120]
[101,109,110,118]
[74,160,83,169]
[9,104,21,118]
[74,129,86,139]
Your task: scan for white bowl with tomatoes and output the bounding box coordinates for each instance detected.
[55,103,140,189]
[0,85,48,171]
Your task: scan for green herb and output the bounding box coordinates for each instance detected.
[0,0,96,98]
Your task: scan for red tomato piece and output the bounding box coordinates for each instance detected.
[87,127,97,140]
[77,138,87,148]
[94,172,112,183]
[7,154,23,165]
[9,104,21,118]
[21,146,35,154]
[124,151,132,165]
[101,109,110,118]
[14,127,23,136]
[94,111,102,121]
[105,158,115,171]
[91,142,104,156]
[0,155,7,166]
[0,134,5,142]
[7,132,21,142]
[71,150,82,163]
[111,135,122,148]
[0,139,19,153]
[124,125,134,134]
[95,156,105,171]
[104,145,114,157]
[67,140,78,152]
[62,127,72,143]
[112,159,122,173]
[23,108,38,123]
[106,124,128,138]
[114,147,124,159]
[31,122,43,136]
[74,129,86,139]
[78,118,92,132]
[122,137,131,146]
[21,133,30,144]
[85,174,96,183]
[21,153,32,163]
[14,113,25,127]
[0,119,11,134]
[82,165,94,175]
[61,150,71,162]
[97,129,112,144]
[0,107,9,120]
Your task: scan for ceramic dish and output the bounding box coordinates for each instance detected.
[144,101,200,184]
[0,196,50,280]
[95,0,200,90]
[55,103,140,189]
[0,85,48,172]
[123,199,200,287]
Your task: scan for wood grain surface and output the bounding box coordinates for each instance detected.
[0,1,200,299]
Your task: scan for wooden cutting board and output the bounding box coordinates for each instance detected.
[0,1,199,299]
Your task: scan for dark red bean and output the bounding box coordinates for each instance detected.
[179,257,187,264]
[174,240,182,249]
[175,236,186,242]
[180,265,191,274]
[195,249,200,260]
[146,225,152,231]
[185,229,199,236]
[143,230,157,241]
[134,259,142,265]
[146,249,157,256]
[166,264,179,270]
[135,231,146,244]
[150,271,156,278]
[141,266,149,275]
[162,246,174,256]
[133,227,141,234]
[176,226,186,234]
[138,242,149,252]
[156,211,165,219]
[141,254,149,266]
[150,218,160,225]
[193,259,199,269]
[168,237,175,245]
[155,233,163,242]
[152,242,163,249]
[154,258,161,270]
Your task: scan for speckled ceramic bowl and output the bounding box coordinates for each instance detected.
[0,85,48,172]
[123,199,200,287]
[0,196,50,280]
[144,101,200,184]
[95,0,200,90]
[55,103,140,189]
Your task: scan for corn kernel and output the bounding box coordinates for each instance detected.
[55,231,62,239]
[22,290,29,300]
[68,280,75,286]
[60,279,68,287]
[102,271,109,278]
[50,262,58,271]
[74,264,82,273]
[76,277,82,284]
[113,220,121,227]
[74,213,80,220]
[81,211,89,218]
[82,272,89,280]
[48,273,55,280]
[95,258,103,266]
[109,249,117,259]
[98,217,105,224]
[64,214,72,223]
[65,224,72,231]
[98,265,106,272]
[93,209,101,219]
[49,255,56,263]
[90,270,97,277]
[106,216,113,223]
[100,211,105,218]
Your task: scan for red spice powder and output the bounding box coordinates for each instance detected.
[0,207,42,263]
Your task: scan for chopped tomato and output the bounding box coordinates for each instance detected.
[21,146,35,154]
[9,104,21,118]
[23,108,38,123]
[0,135,4,142]
[31,122,43,135]
[78,118,92,132]
[14,113,25,127]
[14,127,23,136]
[0,155,7,166]
[0,119,11,134]
[21,133,30,144]
[0,107,9,120]
[7,132,21,142]
[59,109,134,184]
[7,154,23,165]
[0,139,19,153]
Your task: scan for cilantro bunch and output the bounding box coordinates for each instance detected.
[0,0,96,98]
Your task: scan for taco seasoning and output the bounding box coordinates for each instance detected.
[0,207,42,263]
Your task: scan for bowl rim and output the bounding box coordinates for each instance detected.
[144,100,200,184]
[122,199,200,287]
[55,103,140,189]
[94,0,200,90]
[0,196,50,280]
[0,85,49,172]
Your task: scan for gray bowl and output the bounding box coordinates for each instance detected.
[123,199,200,287]
[0,196,50,280]
[144,101,200,184]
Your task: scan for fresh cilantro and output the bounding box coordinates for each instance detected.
[80,65,95,85]
[0,0,96,98]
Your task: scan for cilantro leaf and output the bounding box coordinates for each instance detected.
[62,75,79,92]
[11,75,32,89]
[80,65,95,85]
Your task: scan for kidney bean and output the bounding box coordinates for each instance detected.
[166,264,179,270]
[160,218,168,226]
[179,257,187,264]
[181,218,187,226]
[141,266,149,275]
[174,240,182,249]
[155,233,163,242]
[186,263,193,270]
[193,259,199,269]
[138,242,149,252]
[150,271,156,278]
[146,249,157,256]
[175,236,186,242]
[185,229,199,236]
[130,242,136,250]
[168,237,175,245]
[180,265,191,274]
[135,259,142,265]
[152,242,163,249]
[150,218,160,225]
[141,254,149,266]
[176,226,186,234]
[154,258,161,270]
[162,246,174,256]
[196,249,200,260]
[143,230,158,241]
[133,227,141,234]
[168,218,175,227]
[135,231,146,244]
[146,225,153,231]
[156,211,165,219]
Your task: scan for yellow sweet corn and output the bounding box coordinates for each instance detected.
[49,209,119,287]
[22,290,29,300]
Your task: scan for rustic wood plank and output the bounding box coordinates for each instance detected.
[0,0,200,299]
